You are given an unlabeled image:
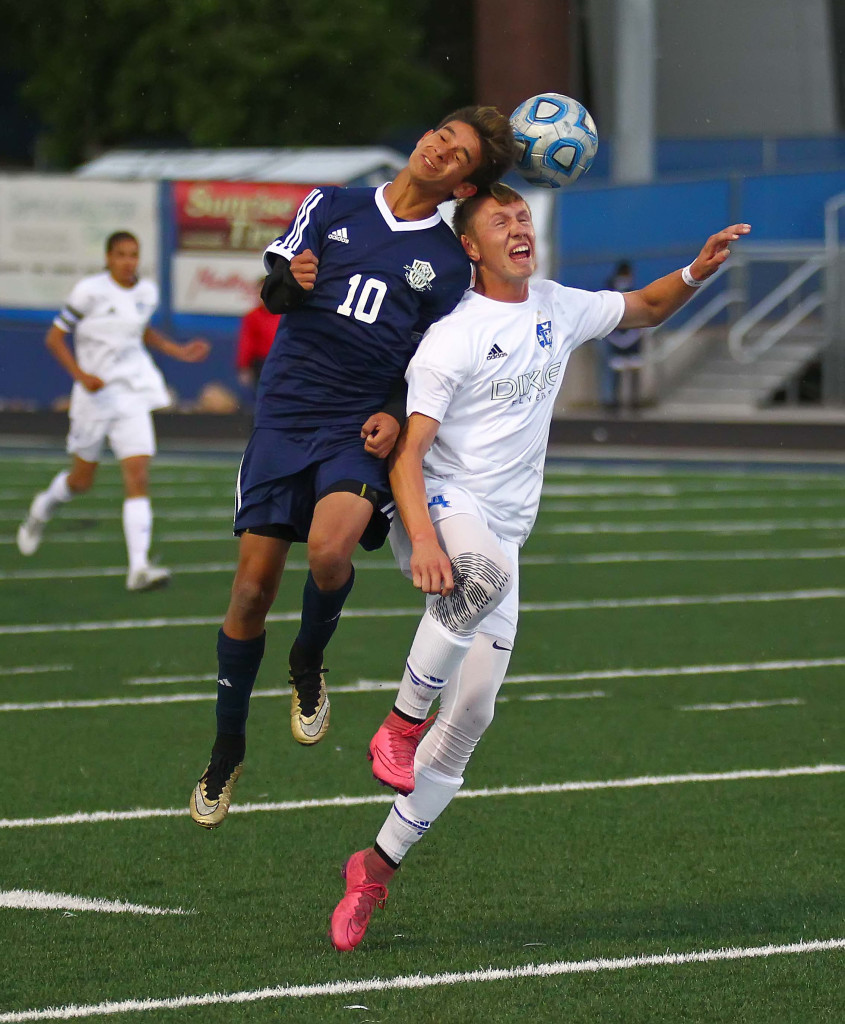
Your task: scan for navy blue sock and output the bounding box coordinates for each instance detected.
[294,568,355,662]
[215,629,266,736]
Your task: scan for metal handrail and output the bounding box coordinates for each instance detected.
[649,288,743,363]
[727,255,826,362]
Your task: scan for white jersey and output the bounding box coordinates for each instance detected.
[406,279,625,544]
[55,271,170,420]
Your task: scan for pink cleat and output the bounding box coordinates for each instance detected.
[329,849,395,952]
[367,710,435,795]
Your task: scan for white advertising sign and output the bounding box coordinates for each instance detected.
[0,176,159,310]
[172,252,266,315]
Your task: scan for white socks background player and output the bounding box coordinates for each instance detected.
[376,512,516,865]
[18,469,166,588]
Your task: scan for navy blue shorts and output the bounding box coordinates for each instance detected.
[233,425,392,548]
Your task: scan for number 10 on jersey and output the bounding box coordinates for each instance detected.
[336,274,387,324]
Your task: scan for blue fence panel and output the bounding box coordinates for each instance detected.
[738,170,845,240]
[555,178,733,268]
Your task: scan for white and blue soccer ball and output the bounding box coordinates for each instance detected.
[509,93,598,189]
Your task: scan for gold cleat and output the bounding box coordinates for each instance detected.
[289,656,330,745]
[190,756,243,829]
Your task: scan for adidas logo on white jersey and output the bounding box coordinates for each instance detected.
[327,227,349,244]
[486,344,507,360]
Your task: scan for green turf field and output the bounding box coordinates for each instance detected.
[0,449,842,1023]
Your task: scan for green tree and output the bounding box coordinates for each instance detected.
[2,0,459,167]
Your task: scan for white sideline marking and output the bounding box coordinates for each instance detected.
[679,698,806,712]
[0,939,842,1022]
[2,588,845,637]
[0,764,841,831]
[6,546,845,584]
[0,890,192,916]
[544,517,845,536]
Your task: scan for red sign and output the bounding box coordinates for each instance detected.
[173,180,315,252]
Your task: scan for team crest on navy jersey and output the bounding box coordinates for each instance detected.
[536,319,553,350]
[404,259,436,292]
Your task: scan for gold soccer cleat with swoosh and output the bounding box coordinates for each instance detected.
[190,747,243,829]
[289,643,331,745]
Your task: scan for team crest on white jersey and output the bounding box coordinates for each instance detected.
[536,319,553,350]
[404,259,436,292]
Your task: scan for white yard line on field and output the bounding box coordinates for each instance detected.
[0,764,841,831]
[2,588,845,638]
[4,653,838,707]
[0,530,229,545]
[5,546,845,584]
[0,508,232,522]
[0,488,219,502]
[124,656,845,688]
[497,690,607,703]
[0,890,192,916]
[0,665,71,677]
[0,939,843,1022]
[678,698,806,712]
[4,514,845,548]
[544,517,845,535]
[543,496,845,513]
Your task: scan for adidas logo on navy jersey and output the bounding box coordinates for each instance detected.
[327,227,349,244]
[486,344,507,360]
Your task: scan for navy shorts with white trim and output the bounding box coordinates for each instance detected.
[233,425,391,546]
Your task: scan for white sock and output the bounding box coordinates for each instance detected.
[123,496,153,573]
[394,610,475,719]
[375,763,463,864]
[30,471,73,522]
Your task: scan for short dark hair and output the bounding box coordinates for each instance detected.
[452,182,526,240]
[105,230,138,253]
[436,106,518,190]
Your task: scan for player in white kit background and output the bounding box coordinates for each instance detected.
[330,182,751,951]
[16,231,210,591]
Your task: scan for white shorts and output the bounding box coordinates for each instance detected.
[67,409,157,463]
[389,481,520,645]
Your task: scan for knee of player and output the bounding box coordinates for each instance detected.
[229,574,277,617]
[307,541,352,585]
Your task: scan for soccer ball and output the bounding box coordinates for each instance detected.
[509,93,598,189]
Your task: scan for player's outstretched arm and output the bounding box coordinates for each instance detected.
[389,413,453,596]
[144,327,210,363]
[619,223,751,329]
[45,323,103,392]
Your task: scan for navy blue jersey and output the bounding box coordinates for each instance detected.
[256,184,471,428]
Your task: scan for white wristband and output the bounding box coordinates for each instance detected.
[681,264,703,288]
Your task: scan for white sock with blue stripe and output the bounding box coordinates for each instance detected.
[394,609,474,720]
[374,763,463,864]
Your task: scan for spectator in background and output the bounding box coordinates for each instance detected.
[15,230,210,591]
[598,260,644,411]
[236,280,280,393]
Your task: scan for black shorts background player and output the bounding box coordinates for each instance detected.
[190,106,518,829]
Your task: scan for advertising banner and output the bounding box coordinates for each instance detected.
[172,251,268,316]
[0,177,159,310]
[171,180,315,314]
